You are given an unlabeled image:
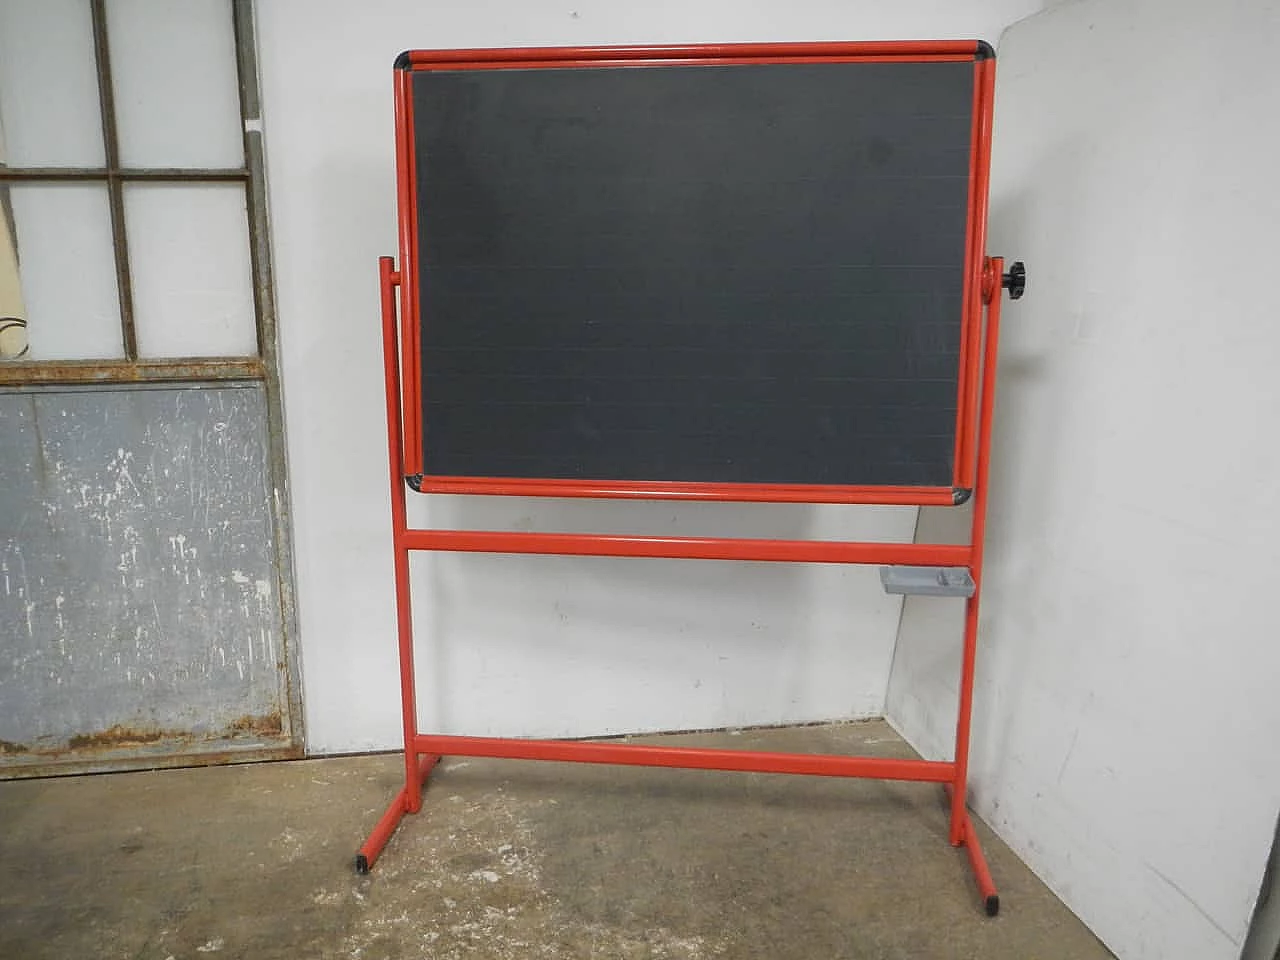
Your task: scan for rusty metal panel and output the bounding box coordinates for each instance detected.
[0,382,293,774]
[0,357,264,386]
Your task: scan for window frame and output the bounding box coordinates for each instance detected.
[0,0,275,386]
[0,0,306,766]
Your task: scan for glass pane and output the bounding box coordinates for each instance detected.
[1,200,27,359]
[0,0,106,167]
[125,184,256,358]
[3,184,123,360]
[107,0,243,168]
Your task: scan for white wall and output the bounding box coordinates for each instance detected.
[886,1,1280,958]
[254,0,1044,753]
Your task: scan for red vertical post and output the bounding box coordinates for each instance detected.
[394,69,423,476]
[380,255,423,814]
[949,256,1003,845]
[952,61,982,488]
[955,56,997,492]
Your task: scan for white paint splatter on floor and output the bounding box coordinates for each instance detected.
[336,785,725,960]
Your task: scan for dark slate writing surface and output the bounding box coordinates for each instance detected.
[412,60,974,487]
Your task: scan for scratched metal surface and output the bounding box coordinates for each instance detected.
[0,383,291,769]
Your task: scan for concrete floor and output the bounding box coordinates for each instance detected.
[0,722,1112,960]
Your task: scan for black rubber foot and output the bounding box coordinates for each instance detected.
[985,894,1000,917]
[355,854,370,875]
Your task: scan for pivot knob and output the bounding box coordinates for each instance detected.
[1002,261,1026,300]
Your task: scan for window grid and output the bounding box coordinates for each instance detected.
[0,0,265,383]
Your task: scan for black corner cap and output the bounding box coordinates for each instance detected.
[975,40,995,61]
[405,473,425,493]
[355,854,370,875]
[984,893,1000,917]
[394,51,413,70]
[952,487,973,506]
[1002,261,1026,300]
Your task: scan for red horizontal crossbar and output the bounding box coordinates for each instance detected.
[401,530,972,566]
[415,476,959,506]
[416,735,955,783]
[403,41,983,68]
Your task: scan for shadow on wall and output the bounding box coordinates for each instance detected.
[422,496,828,726]
[887,137,1090,768]
[401,492,911,736]
[288,145,916,741]
[1242,809,1280,960]
[970,136,1091,787]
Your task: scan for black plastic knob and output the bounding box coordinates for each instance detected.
[1002,261,1026,300]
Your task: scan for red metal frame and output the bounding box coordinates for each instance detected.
[394,68,423,474]
[415,477,959,506]
[365,42,1007,918]
[953,62,983,488]
[955,57,997,491]
[395,41,995,503]
[400,41,984,66]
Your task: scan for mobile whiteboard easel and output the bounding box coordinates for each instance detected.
[359,41,1025,916]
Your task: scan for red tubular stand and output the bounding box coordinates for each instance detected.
[359,41,1011,919]
[359,256,1010,916]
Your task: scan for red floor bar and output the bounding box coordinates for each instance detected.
[416,735,956,783]
[962,815,1001,916]
[945,783,1001,915]
[356,753,438,874]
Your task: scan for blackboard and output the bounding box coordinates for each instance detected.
[404,53,982,494]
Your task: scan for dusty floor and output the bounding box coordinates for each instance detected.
[0,722,1112,959]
